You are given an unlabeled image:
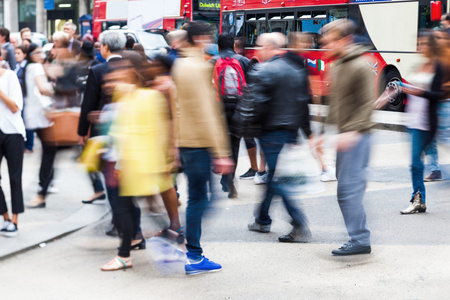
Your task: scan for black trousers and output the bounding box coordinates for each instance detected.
[114,196,140,258]
[35,129,57,197]
[221,134,241,185]
[0,131,24,215]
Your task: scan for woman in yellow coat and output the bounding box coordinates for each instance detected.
[101,58,181,271]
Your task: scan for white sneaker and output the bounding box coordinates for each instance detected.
[254,171,269,185]
[1,220,11,231]
[320,168,337,182]
[1,221,18,237]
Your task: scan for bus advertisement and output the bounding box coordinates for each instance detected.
[221,0,443,111]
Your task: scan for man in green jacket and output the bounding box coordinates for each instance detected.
[323,19,373,256]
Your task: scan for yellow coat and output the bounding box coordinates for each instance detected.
[112,85,173,196]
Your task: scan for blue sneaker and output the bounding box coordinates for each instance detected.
[185,256,222,275]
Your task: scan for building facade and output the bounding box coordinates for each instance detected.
[0,0,91,37]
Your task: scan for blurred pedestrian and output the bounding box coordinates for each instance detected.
[323,19,373,255]
[125,35,135,50]
[423,29,450,181]
[82,29,94,42]
[63,22,81,56]
[20,27,32,42]
[78,30,127,236]
[10,33,20,48]
[0,27,17,70]
[94,42,106,63]
[246,32,312,243]
[399,31,443,214]
[14,45,34,153]
[166,30,188,64]
[210,33,252,198]
[0,52,25,237]
[172,22,234,275]
[23,43,57,208]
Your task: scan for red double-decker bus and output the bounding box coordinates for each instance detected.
[220,0,443,111]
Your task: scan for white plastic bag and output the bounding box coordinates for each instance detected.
[274,131,324,195]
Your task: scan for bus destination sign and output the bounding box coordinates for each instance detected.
[198,0,221,11]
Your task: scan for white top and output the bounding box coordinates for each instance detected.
[0,69,25,138]
[405,72,434,131]
[24,63,52,130]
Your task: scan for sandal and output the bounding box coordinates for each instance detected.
[101,256,132,271]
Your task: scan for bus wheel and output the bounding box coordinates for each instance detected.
[382,69,404,112]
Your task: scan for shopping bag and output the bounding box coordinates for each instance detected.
[274,132,324,195]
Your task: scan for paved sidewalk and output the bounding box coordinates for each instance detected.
[0,143,110,259]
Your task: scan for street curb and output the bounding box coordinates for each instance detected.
[0,203,110,260]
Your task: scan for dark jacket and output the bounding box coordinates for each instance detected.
[77,56,122,137]
[250,54,311,136]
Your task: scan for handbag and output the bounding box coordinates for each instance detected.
[79,136,107,172]
[274,131,324,195]
[40,108,80,146]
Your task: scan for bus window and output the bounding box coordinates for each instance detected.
[235,13,244,38]
[222,12,235,35]
[418,2,443,29]
[329,8,348,22]
[268,12,295,36]
[245,13,266,46]
[297,11,327,34]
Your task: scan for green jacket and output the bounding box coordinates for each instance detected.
[328,46,374,133]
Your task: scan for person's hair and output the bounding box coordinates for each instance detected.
[15,44,28,54]
[20,27,31,37]
[25,43,39,63]
[217,34,234,51]
[22,38,32,45]
[256,32,286,49]
[444,13,450,22]
[419,30,439,61]
[433,29,450,66]
[166,30,188,45]
[323,19,356,40]
[132,43,145,57]
[125,35,135,50]
[52,31,70,48]
[0,27,10,42]
[64,22,77,32]
[99,31,127,53]
[183,22,212,45]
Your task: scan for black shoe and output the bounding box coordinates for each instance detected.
[332,242,371,256]
[105,226,119,237]
[239,168,257,180]
[82,193,106,204]
[220,177,229,192]
[117,239,146,250]
[278,227,311,243]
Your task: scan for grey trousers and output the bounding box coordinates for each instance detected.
[336,133,371,246]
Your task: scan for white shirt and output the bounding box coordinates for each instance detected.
[24,63,52,130]
[0,69,26,138]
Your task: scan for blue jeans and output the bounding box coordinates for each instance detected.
[424,138,440,172]
[410,129,431,203]
[180,147,212,260]
[255,130,309,230]
[336,133,371,246]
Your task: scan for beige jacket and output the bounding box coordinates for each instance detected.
[172,47,231,158]
[328,46,374,133]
